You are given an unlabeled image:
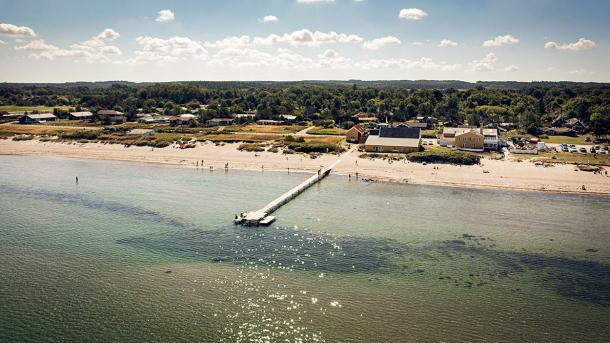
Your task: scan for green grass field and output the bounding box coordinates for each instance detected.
[514,151,610,166]
[227,124,307,134]
[307,126,348,135]
[0,105,73,113]
[541,135,605,145]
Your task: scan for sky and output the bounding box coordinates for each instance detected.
[0,0,609,83]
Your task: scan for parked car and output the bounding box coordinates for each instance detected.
[590,146,596,153]
[579,147,587,153]
[585,136,591,142]
[562,146,569,152]
[570,147,577,153]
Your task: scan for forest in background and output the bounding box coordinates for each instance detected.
[1,80,609,135]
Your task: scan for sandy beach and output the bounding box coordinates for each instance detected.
[1,139,609,196]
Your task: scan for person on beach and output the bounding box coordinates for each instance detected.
[75,176,79,184]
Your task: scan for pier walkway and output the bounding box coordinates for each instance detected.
[235,147,354,226]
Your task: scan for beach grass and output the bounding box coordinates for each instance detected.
[516,151,610,166]
[541,135,597,145]
[0,125,84,136]
[198,133,278,142]
[307,127,348,136]
[421,129,439,138]
[227,124,307,134]
[0,105,74,112]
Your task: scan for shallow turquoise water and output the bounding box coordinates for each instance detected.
[1,155,609,342]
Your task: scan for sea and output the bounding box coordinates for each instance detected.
[1,155,609,342]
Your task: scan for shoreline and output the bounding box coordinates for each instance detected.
[1,139,609,197]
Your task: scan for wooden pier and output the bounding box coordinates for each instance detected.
[235,167,332,226]
[234,148,353,226]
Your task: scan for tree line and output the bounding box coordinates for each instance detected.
[1,81,609,135]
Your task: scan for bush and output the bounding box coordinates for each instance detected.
[60,131,100,140]
[285,142,345,153]
[284,135,305,143]
[13,135,33,141]
[153,141,171,148]
[406,151,480,165]
[341,121,355,129]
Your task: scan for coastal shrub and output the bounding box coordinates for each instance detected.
[284,141,345,153]
[577,165,603,172]
[153,141,171,148]
[60,131,99,140]
[12,135,33,141]
[267,146,279,153]
[238,143,266,152]
[284,135,305,143]
[407,151,480,165]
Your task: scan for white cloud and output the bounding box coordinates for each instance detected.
[438,39,458,48]
[544,38,596,51]
[204,35,251,49]
[260,15,279,23]
[208,47,318,69]
[96,28,120,42]
[156,9,175,23]
[273,29,363,46]
[411,41,423,46]
[469,53,498,72]
[0,39,6,46]
[128,36,207,64]
[505,65,519,72]
[318,49,339,59]
[356,57,460,71]
[362,36,401,50]
[296,0,335,3]
[482,34,519,47]
[568,69,592,75]
[399,8,428,21]
[0,23,37,38]
[14,28,122,63]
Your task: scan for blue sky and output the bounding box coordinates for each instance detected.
[0,0,608,82]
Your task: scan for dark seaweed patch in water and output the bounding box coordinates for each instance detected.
[0,184,189,228]
[116,223,610,306]
[116,227,405,274]
[440,237,610,307]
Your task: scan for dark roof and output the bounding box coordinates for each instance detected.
[98,110,123,115]
[404,122,428,128]
[379,127,420,139]
[351,124,366,133]
[541,127,576,134]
